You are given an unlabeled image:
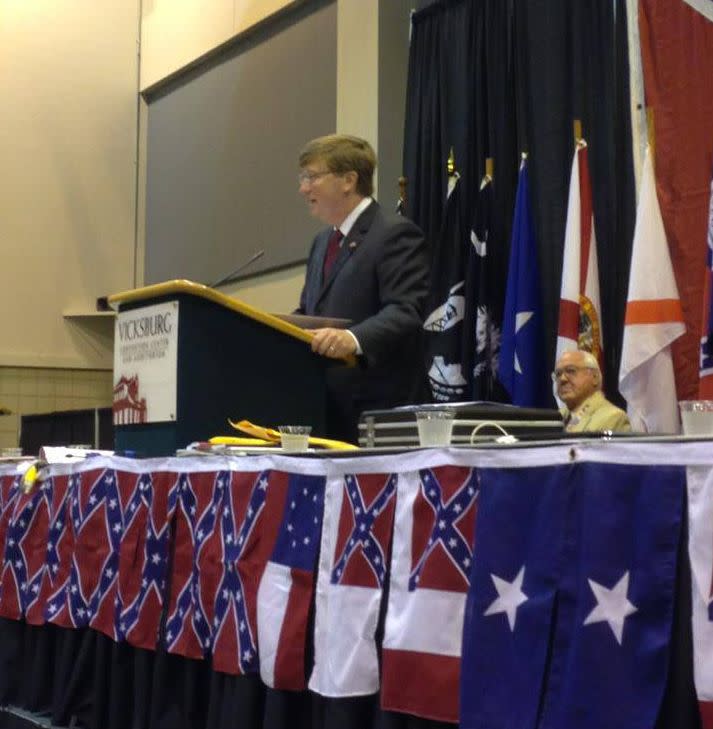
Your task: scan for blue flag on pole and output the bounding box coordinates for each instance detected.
[499,158,549,406]
[460,460,684,729]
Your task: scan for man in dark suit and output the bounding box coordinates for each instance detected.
[295,134,429,442]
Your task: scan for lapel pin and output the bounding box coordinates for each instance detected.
[348,241,358,251]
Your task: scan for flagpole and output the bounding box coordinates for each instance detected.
[480,158,493,190]
[646,107,656,160]
[626,0,647,200]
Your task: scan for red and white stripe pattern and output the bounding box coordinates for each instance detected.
[381,466,478,723]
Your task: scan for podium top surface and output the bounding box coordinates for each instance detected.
[108,279,313,346]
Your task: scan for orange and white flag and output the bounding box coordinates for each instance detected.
[556,141,604,369]
[619,146,685,433]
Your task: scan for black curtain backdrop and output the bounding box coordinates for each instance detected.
[19,409,114,456]
[405,0,518,402]
[404,0,637,404]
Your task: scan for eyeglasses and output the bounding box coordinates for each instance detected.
[297,170,332,185]
[551,365,596,382]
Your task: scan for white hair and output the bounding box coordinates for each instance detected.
[578,350,600,374]
[559,349,602,388]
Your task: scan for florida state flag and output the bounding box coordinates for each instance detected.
[556,141,604,369]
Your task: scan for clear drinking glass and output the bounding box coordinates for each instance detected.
[415,410,455,446]
[679,401,713,436]
[278,425,312,452]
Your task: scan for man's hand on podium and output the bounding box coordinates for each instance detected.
[309,327,358,359]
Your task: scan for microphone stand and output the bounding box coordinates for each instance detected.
[210,250,265,288]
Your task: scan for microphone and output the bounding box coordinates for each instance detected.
[210,249,265,288]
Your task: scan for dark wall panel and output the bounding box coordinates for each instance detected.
[145,0,337,286]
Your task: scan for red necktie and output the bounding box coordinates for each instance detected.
[322,228,344,281]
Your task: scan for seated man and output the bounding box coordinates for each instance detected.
[554,349,631,433]
[295,134,429,442]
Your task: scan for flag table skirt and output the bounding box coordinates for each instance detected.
[0,441,707,729]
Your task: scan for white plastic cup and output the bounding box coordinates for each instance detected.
[278,425,312,452]
[679,400,713,436]
[415,410,455,446]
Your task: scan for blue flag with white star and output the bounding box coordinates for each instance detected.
[461,461,685,729]
[498,158,549,406]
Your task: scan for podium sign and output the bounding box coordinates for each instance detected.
[107,280,331,457]
[113,301,179,425]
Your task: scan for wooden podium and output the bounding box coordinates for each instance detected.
[108,280,334,457]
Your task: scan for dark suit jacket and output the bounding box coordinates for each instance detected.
[297,200,429,440]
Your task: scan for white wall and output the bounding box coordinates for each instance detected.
[224,265,306,313]
[0,0,139,368]
[140,0,298,91]
[337,0,379,153]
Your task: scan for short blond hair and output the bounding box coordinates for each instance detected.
[299,134,376,197]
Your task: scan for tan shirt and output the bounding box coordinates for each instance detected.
[563,390,631,433]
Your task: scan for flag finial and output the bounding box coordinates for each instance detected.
[447,147,457,176]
